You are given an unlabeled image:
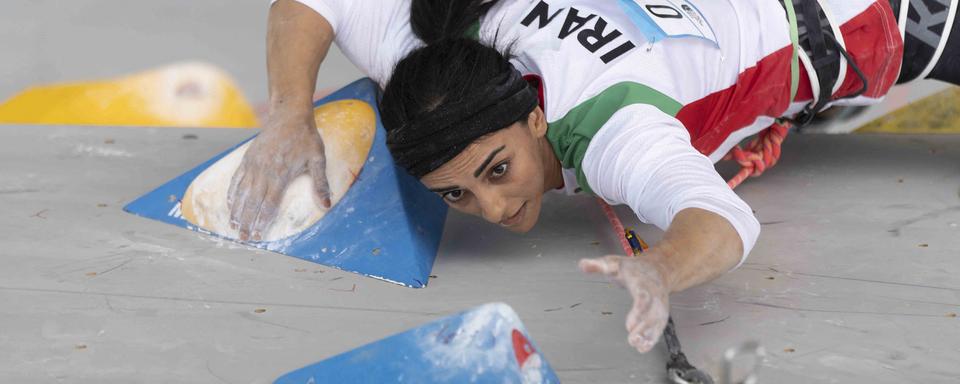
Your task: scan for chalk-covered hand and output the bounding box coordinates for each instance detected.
[579,255,671,353]
[228,111,331,241]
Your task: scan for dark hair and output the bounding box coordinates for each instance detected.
[380,0,538,178]
[409,0,494,45]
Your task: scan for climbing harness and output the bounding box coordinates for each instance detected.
[779,0,870,127]
[724,0,872,189]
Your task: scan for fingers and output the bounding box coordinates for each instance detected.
[249,182,284,241]
[308,154,331,209]
[628,313,667,353]
[578,255,623,276]
[223,113,324,241]
[228,166,247,231]
[581,253,671,353]
[625,304,642,339]
[236,181,267,241]
[625,295,669,353]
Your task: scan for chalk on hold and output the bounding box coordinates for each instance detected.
[123,79,448,288]
[274,303,559,384]
[180,99,375,242]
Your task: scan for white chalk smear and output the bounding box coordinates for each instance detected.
[418,303,552,383]
[72,144,133,158]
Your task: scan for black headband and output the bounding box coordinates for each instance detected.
[386,68,538,178]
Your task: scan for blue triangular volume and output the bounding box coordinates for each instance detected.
[274,303,561,384]
[124,78,448,288]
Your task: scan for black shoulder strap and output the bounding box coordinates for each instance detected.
[793,0,841,126]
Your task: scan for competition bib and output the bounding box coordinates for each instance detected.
[618,0,719,48]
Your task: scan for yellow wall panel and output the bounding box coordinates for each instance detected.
[0,62,258,128]
[857,88,960,134]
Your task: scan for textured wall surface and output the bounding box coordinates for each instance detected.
[1,125,958,383]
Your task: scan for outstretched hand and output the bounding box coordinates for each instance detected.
[579,255,671,353]
[227,111,331,241]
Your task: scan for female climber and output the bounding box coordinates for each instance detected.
[231,0,960,352]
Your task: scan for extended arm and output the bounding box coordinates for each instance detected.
[656,207,743,292]
[579,208,743,352]
[228,0,335,241]
[266,0,333,115]
[578,104,760,352]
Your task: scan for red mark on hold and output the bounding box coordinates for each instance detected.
[512,329,535,367]
[348,168,361,187]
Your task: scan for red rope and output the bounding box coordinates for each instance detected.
[722,121,791,189]
[597,197,634,257]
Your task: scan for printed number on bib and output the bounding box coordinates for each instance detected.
[618,0,719,48]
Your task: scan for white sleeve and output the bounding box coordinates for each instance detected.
[581,104,760,269]
[279,0,421,86]
[282,0,342,30]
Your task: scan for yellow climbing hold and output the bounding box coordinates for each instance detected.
[0,62,258,128]
[857,88,960,134]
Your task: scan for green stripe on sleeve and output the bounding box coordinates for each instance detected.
[545,82,682,195]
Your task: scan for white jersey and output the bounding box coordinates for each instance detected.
[287,0,902,266]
